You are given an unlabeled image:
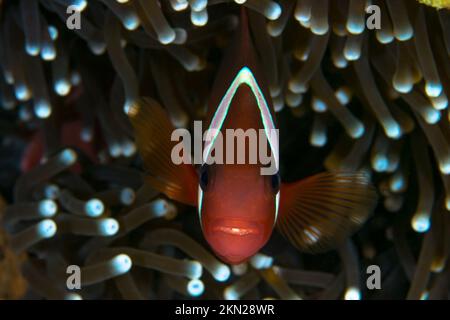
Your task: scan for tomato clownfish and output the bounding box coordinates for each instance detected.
[128,9,377,265]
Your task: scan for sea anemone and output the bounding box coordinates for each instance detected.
[0,0,449,300]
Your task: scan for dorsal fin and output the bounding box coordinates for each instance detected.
[205,7,274,124]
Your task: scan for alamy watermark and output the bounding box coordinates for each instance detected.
[170,121,279,176]
[66,5,81,30]
[366,264,381,290]
[65,264,382,293]
[63,3,382,33]
[66,264,81,290]
[365,5,381,30]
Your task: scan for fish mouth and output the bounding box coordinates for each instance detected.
[204,219,266,264]
[211,219,261,236]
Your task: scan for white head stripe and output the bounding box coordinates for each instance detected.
[203,67,279,169]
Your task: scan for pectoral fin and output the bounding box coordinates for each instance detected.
[128,98,198,206]
[277,172,378,253]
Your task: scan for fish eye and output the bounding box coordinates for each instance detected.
[271,172,281,193]
[199,164,209,191]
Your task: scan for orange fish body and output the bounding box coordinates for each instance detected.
[199,11,279,263]
[200,88,278,263]
[128,9,377,265]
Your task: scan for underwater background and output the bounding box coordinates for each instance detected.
[0,0,449,300]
